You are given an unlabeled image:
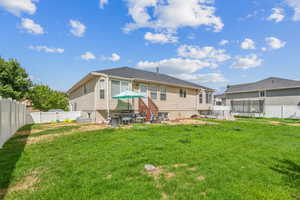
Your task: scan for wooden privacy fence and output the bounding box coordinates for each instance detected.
[0,97,27,148]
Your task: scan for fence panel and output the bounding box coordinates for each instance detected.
[28,111,82,124]
[0,98,27,148]
[265,105,300,119]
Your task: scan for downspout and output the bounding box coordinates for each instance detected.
[106,76,110,121]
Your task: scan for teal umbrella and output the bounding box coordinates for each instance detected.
[112,90,145,110]
[112,90,145,99]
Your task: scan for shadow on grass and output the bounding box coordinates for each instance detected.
[0,124,32,200]
[270,159,300,198]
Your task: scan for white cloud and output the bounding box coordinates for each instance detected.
[29,45,64,53]
[109,53,121,61]
[124,0,224,33]
[0,0,38,16]
[69,20,86,37]
[267,8,285,22]
[286,0,300,21]
[177,73,227,83]
[102,53,121,62]
[240,38,256,50]
[81,52,96,60]
[265,37,286,50]
[219,39,229,46]
[99,0,108,9]
[20,18,44,35]
[137,58,212,74]
[231,54,263,70]
[177,45,231,66]
[144,32,178,43]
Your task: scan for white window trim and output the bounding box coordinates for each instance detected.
[150,86,158,100]
[111,79,131,98]
[160,86,167,101]
[259,90,266,97]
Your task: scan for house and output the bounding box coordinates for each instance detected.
[225,77,300,118]
[214,94,226,106]
[67,67,215,122]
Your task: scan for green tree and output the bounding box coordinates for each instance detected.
[29,84,69,112]
[0,57,32,100]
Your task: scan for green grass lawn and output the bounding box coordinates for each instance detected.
[1,119,300,200]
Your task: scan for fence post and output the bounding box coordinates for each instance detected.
[0,96,2,148]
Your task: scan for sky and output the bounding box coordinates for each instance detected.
[0,0,300,93]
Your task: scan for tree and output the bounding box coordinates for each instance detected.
[0,57,32,100]
[29,84,69,112]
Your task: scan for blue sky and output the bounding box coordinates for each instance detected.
[0,0,300,93]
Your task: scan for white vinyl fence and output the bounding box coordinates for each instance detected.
[228,105,300,119]
[264,105,300,119]
[27,111,82,124]
[212,106,234,120]
[0,97,27,148]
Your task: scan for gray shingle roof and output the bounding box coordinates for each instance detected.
[226,77,300,93]
[94,67,212,90]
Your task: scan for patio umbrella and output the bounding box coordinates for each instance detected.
[112,90,145,110]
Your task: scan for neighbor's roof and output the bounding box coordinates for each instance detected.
[226,77,300,93]
[94,67,212,90]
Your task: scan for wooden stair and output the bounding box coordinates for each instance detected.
[138,97,159,121]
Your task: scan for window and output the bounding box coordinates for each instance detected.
[199,93,203,104]
[259,91,266,97]
[121,81,129,92]
[150,86,158,99]
[111,80,120,97]
[111,80,130,97]
[73,103,77,111]
[83,84,87,94]
[99,80,105,99]
[160,86,167,101]
[100,90,105,99]
[180,89,187,98]
[206,93,212,104]
[140,84,148,95]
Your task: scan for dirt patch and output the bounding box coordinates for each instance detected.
[4,171,40,195]
[42,122,80,129]
[200,192,207,197]
[19,124,109,145]
[105,174,112,180]
[187,167,197,171]
[15,129,43,136]
[173,163,188,168]
[79,124,109,131]
[266,120,300,127]
[163,119,218,126]
[286,123,300,127]
[267,121,283,126]
[196,175,206,181]
[162,192,169,199]
[143,165,176,181]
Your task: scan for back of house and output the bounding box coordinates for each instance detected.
[224,77,300,118]
[67,67,215,122]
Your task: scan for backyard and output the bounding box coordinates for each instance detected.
[0,118,300,200]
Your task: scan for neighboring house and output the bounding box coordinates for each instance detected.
[20,99,40,112]
[214,94,226,106]
[67,67,215,122]
[225,77,300,118]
